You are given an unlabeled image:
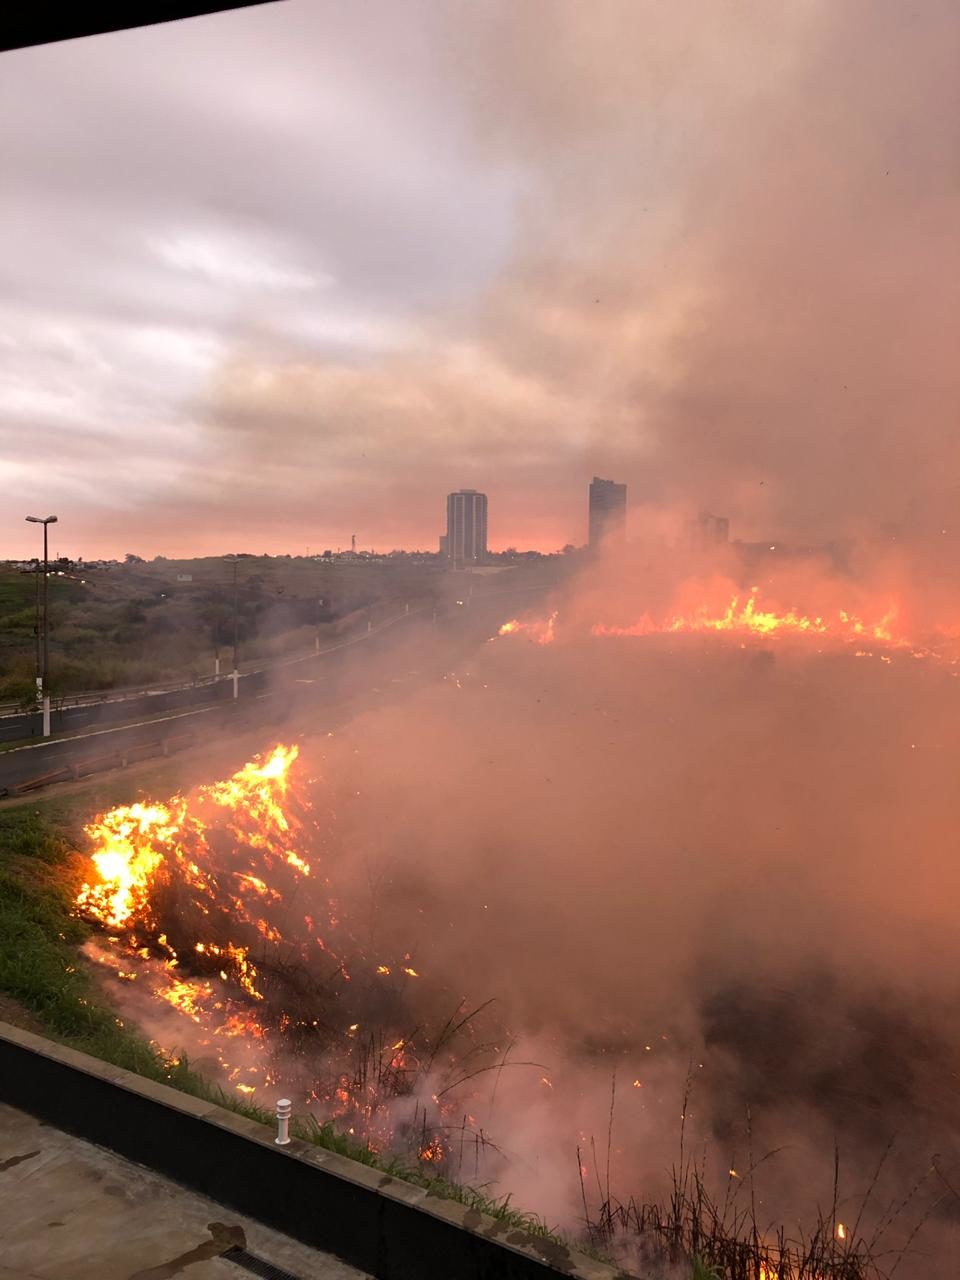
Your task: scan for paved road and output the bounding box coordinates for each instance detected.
[0,607,424,744]
[0,587,546,799]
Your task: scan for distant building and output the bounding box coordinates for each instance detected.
[588,477,627,548]
[445,490,487,566]
[438,534,448,556]
[687,511,729,549]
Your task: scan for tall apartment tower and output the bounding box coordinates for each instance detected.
[687,511,730,549]
[445,490,488,566]
[588,477,627,548]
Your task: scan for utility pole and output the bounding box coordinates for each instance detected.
[232,557,239,671]
[229,556,240,699]
[33,557,41,680]
[41,521,51,683]
[25,514,58,736]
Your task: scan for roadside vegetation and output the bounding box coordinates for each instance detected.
[0,556,444,702]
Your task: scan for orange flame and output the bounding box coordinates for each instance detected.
[590,588,900,645]
[76,740,440,1157]
[77,744,301,934]
[76,802,183,928]
[497,612,557,645]
[495,588,954,662]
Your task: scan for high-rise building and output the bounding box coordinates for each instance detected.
[445,490,488,565]
[687,511,729,549]
[588,477,627,548]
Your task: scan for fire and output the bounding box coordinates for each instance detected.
[496,611,557,645]
[160,977,214,1022]
[497,585,960,665]
[77,802,182,928]
[76,744,314,1011]
[418,1135,445,1163]
[73,743,501,1179]
[77,744,302,933]
[590,587,901,645]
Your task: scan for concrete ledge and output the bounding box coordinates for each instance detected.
[0,1022,629,1280]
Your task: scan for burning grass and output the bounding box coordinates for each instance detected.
[0,796,575,1257]
[588,1164,899,1280]
[70,742,535,1175]
[1,749,947,1279]
[496,581,960,671]
[572,1063,945,1280]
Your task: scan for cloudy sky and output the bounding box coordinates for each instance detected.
[1,0,957,559]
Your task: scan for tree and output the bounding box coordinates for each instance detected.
[124,553,145,564]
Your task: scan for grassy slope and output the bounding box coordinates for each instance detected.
[0,799,580,1261]
[0,800,841,1279]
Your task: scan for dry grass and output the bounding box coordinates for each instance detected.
[578,1080,943,1279]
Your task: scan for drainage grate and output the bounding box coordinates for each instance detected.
[223,1246,306,1280]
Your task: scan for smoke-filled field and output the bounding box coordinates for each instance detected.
[72,549,960,1277]
[7,2,957,1274]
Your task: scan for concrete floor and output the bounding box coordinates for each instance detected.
[0,1104,371,1280]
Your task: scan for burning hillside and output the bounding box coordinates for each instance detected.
[69,604,960,1277]
[74,744,491,1159]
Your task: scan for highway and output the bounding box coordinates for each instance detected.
[0,582,549,800]
[0,605,424,744]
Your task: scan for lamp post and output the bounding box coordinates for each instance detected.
[25,514,58,736]
[32,554,41,679]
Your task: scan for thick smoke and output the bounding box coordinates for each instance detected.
[451,0,960,541]
[203,0,959,552]
[295,545,960,1268]
[81,550,960,1272]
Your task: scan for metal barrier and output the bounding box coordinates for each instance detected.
[12,730,198,795]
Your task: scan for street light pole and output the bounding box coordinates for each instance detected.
[42,518,50,683]
[33,555,41,680]
[25,514,58,736]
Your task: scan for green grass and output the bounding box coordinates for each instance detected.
[693,1260,722,1280]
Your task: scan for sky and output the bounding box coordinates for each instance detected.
[1,0,957,560]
